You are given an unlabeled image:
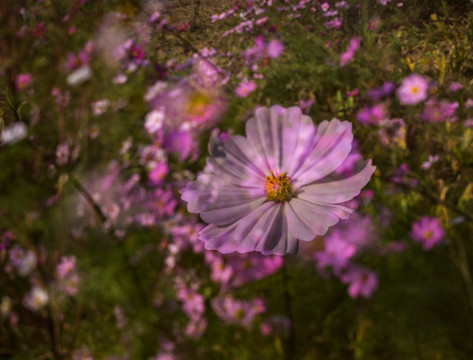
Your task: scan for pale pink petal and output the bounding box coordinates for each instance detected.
[233,202,280,251]
[284,202,316,241]
[245,106,283,171]
[200,223,241,253]
[281,111,317,174]
[298,160,376,203]
[200,198,266,225]
[289,198,348,237]
[181,174,265,214]
[293,119,353,187]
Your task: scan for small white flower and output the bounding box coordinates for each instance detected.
[67,65,92,86]
[24,286,49,311]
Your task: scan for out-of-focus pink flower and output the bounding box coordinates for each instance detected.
[148,161,169,186]
[235,80,257,98]
[185,317,207,339]
[218,253,283,288]
[420,155,439,170]
[367,82,395,100]
[356,103,387,125]
[396,74,429,105]
[57,256,76,279]
[315,235,356,275]
[15,73,32,91]
[130,45,144,60]
[212,296,265,329]
[410,216,444,250]
[176,284,205,320]
[449,82,462,92]
[267,39,284,58]
[163,130,194,161]
[343,266,378,298]
[340,37,361,67]
[420,98,458,123]
[91,99,110,116]
[56,143,70,166]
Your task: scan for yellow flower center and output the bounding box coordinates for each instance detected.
[186,92,211,117]
[423,230,432,239]
[265,171,295,202]
[410,86,419,94]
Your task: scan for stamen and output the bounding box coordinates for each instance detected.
[265,170,295,202]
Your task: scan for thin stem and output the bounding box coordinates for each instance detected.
[281,260,295,360]
[69,175,107,223]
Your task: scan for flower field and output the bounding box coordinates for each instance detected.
[1,0,473,359]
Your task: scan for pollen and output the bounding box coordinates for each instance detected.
[265,171,295,202]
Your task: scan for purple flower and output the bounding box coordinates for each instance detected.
[163,130,194,161]
[410,216,444,251]
[367,81,395,100]
[180,105,375,255]
[396,74,429,105]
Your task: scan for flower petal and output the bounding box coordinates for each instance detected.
[200,197,266,225]
[200,223,241,253]
[233,202,280,251]
[284,202,316,241]
[293,119,353,187]
[289,197,347,237]
[282,111,317,174]
[297,160,376,204]
[245,106,284,171]
[181,174,265,214]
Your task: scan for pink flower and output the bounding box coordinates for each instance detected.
[340,37,361,67]
[410,216,444,250]
[15,73,32,91]
[211,296,265,329]
[235,80,257,98]
[56,256,76,279]
[181,105,375,255]
[342,265,378,299]
[315,236,356,274]
[420,98,458,123]
[356,103,387,125]
[396,74,429,105]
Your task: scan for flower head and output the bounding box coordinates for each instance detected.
[181,105,375,255]
[410,216,444,250]
[396,74,429,105]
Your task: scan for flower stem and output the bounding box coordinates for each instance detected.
[281,259,295,360]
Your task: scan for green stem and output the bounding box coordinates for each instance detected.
[281,260,295,360]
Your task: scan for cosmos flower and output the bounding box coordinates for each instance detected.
[342,265,378,299]
[180,105,375,255]
[410,216,444,250]
[420,98,458,123]
[396,73,429,105]
[356,103,387,125]
[340,37,361,67]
